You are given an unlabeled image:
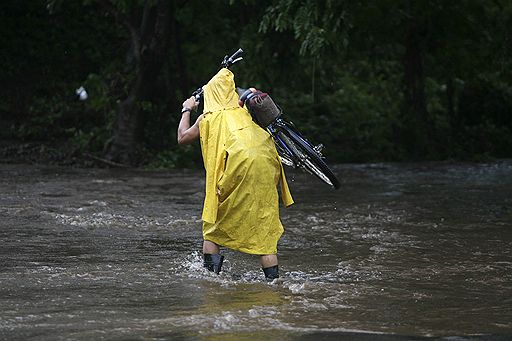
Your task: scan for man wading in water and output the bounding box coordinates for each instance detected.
[177,68,294,280]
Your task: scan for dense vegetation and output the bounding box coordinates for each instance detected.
[1,0,511,167]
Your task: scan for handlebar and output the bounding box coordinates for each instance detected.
[221,48,244,68]
[192,87,203,102]
[191,48,244,102]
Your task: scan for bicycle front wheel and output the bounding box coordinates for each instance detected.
[276,123,340,189]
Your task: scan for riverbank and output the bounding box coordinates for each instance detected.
[0,140,91,166]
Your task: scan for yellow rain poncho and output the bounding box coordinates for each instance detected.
[199,68,294,255]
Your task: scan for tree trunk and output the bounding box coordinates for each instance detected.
[104,0,171,165]
[446,77,462,139]
[400,19,429,159]
[170,5,189,99]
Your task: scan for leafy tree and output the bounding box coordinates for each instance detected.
[1,0,510,164]
[87,0,173,164]
[259,0,512,160]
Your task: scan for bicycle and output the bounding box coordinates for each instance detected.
[192,48,340,190]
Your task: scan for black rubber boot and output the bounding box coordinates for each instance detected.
[203,253,224,274]
[262,265,279,280]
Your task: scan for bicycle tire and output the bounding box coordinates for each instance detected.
[276,123,340,189]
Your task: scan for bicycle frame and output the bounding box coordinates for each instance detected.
[268,117,320,168]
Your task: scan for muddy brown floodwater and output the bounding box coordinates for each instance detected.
[1,161,511,340]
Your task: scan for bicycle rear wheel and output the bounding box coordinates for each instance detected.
[276,122,340,189]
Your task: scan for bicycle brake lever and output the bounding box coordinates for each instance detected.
[192,87,204,102]
[221,48,244,68]
[230,56,243,65]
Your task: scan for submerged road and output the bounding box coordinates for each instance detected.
[1,161,511,340]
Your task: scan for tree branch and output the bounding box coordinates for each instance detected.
[97,0,142,63]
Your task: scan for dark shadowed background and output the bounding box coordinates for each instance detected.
[1,0,511,166]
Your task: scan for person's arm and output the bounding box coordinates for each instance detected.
[177,96,203,145]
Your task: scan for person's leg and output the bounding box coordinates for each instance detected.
[203,240,224,274]
[203,240,220,254]
[260,254,279,280]
[260,254,278,268]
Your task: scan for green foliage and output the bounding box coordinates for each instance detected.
[17,95,73,140]
[1,0,124,142]
[1,0,511,165]
[260,0,347,56]
[145,145,202,169]
[277,60,402,162]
